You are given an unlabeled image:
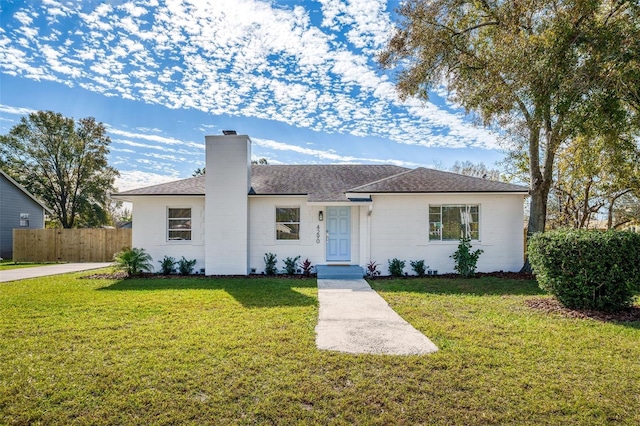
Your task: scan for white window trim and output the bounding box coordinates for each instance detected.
[20,213,30,227]
[167,207,192,243]
[429,204,480,242]
[275,206,301,242]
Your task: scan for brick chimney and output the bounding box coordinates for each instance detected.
[204,133,251,275]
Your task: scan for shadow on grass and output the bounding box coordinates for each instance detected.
[368,276,546,297]
[97,276,317,308]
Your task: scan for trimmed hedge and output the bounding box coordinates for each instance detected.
[528,229,640,311]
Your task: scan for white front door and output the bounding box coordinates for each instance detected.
[326,207,351,262]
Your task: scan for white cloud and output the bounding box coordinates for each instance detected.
[0,0,499,157]
[107,127,203,150]
[0,104,37,116]
[14,11,34,26]
[318,0,392,52]
[115,170,179,191]
[253,137,421,167]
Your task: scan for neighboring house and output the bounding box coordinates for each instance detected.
[0,169,51,259]
[619,221,640,233]
[113,134,529,275]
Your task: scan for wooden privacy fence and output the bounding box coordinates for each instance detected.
[13,228,132,262]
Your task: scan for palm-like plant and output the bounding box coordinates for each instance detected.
[113,247,153,277]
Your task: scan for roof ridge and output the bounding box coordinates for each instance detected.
[425,167,504,183]
[347,167,419,192]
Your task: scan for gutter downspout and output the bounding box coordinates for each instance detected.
[367,203,373,265]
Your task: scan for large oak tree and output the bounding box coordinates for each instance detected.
[379,0,640,238]
[1,110,119,228]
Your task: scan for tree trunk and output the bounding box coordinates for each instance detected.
[527,189,548,235]
[521,185,551,273]
[607,189,633,229]
[522,122,555,273]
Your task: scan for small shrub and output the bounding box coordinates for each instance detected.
[158,255,176,275]
[366,261,381,277]
[410,260,427,277]
[264,252,278,275]
[388,258,406,277]
[177,257,197,275]
[113,247,153,277]
[283,255,301,275]
[528,229,640,311]
[451,237,483,277]
[300,258,313,277]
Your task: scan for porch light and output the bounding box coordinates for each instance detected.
[318,211,324,221]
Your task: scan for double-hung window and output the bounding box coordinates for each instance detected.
[276,207,300,240]
[168,208,192,241]
[19,213,30,227]
[429,205,479,241]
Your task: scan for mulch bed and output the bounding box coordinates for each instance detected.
[85,271,534,281]
[525,297,640,323]
[86,270,534,281]
[83,272,130,280]
[369,271,536,281]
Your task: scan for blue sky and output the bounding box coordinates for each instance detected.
[0,0,505,191]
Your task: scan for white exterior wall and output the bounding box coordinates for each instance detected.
[368,193,525,274]
[205,135,251,275]
[247,197,363,273]
[130,196,206,274]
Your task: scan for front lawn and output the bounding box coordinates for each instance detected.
[0,260,61,270]
[1,273,638,424]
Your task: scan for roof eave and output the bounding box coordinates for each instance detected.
[111,193,205,200]
[347,190,529,196]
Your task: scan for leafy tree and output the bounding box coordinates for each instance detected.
[107,200,132,226]
[608,192,640,230]
[193,157,267,177]
[550,135,640,229]
[379,0,640,240]
[0,110,119,228]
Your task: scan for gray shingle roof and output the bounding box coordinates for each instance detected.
[251,165,408,201]
[348,167,528,193]
[113,165,528,200]
[115,175,206,196]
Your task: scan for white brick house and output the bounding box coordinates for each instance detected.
[113,134,528,275]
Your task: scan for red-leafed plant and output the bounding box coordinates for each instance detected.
[300,258,313,277]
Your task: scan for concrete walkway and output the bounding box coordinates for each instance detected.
[316,278,439,355]
[0,263,113,283]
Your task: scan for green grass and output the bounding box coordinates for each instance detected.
[1,273,639,424]
[0,260,62,270]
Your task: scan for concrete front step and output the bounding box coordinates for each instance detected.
[316,264,364,280]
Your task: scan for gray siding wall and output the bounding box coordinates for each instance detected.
[0,175,46,259]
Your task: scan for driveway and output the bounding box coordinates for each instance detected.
[316,278,439,355]
[0,263,113,283]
